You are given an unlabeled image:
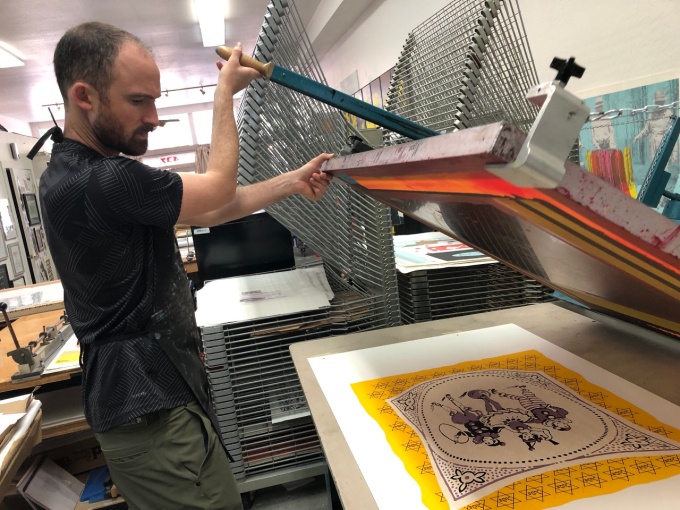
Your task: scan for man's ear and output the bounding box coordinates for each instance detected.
[69,81,97,112]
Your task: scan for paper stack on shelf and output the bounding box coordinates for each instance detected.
[394,233,554,324]
[17,457,83,510]
[0,394,32,452]
[394,232,494,273]
[198,263,391,481]
[197,267,332,481]
[0,394,42,496]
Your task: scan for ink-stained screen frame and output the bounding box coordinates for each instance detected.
[324,122,680,337]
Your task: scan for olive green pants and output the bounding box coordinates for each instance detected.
[95,401,242,510]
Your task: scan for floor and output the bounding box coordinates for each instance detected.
[246,476,329,509]
[1,476,330,510]
[245,251,330,510]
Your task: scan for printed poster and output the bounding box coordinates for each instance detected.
[579,79,680,202]
[309,324,680,509]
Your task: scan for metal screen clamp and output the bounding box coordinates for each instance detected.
[487,57,590,188]
[4,305,72,382]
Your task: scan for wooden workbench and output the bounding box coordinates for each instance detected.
[0,309,87,439]
[184,259,198,274]
[290,302,680,510]
[0,309,78,393]
[0,281,64,321]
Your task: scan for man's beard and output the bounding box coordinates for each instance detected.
[92,107,153,156]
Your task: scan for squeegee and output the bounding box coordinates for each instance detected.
[216,46,439,141]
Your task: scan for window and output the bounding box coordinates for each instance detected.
[147,114,193,150]
[143,152,196,170]
[192,109,213,145]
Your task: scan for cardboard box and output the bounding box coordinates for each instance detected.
[0,394,32,450]
[46,437,107,476]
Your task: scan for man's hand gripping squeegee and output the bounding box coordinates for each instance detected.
[216,46,439,141]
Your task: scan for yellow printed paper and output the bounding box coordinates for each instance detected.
[352,350,680,509]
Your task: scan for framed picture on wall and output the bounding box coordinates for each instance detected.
[0,264,10,289]
[35,226,45,251]
[30,227,40,254]
[8,243,24,276]
[22,193,41,226]
[0,198,17,240]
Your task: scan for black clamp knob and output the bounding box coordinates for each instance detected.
[550,57,585,86]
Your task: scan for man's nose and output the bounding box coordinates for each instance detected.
[144,107,160,128]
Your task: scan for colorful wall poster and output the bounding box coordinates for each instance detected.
[579,79,680,199]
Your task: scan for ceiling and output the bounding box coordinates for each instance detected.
[0,0,330,125]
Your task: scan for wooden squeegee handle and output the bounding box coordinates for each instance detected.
[215,46,274,79]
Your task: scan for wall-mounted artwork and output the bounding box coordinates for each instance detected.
[0,236,7,261]
[36,257,48,282]
[578,79,680,201]
[39,253,55,281]
[0,264,10,289]
[15,170,35,195]
[22,193,41,226]
[8,243,23,276]
[0,198,17,240]
[28,226,45,255]
[37,227,45,252]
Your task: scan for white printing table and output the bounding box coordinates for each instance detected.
[290,302,680,509]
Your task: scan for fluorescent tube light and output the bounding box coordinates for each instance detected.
[194,0,226,48]
[0,42,24,68]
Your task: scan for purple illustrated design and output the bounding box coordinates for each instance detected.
[387,370,680,504]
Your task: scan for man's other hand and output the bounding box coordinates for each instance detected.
[289,153,335,201]
[215,42,262,96]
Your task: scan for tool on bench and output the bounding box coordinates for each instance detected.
[216,46,439,141]
[2,302,73,382]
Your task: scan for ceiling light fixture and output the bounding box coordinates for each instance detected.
[43,83,220,110]
[0,41,24,68]
[194,0,226,48]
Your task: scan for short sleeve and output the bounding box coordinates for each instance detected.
[94,156,183,228]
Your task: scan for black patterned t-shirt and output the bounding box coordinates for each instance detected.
[39,139,197,432]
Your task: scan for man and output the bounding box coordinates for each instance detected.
[590,96,617,150]
[39,22,333,510]
[633,89,675,162]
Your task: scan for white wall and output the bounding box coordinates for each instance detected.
[0,132,38,161]
[520,0,680,97]
[320,0,680,99]
[320,0,451,90]
[0,114,31,137]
